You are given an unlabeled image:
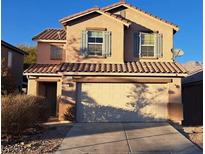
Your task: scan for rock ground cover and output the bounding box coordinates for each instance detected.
[170,122,203,149]
[1,124,72,154]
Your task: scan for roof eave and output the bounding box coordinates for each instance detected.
[59,9,131,27]
[123,3,179,31]
[60,72,187,77]
[24,73,61,76]
[103,2,179,31]
[33,39,66,43]
[24,72,187,77]
[59,9,98,25]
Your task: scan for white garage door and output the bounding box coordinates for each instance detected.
[76,83,168,122]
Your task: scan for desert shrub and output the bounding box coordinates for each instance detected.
[32,96,51,122]
[1,94,50,136]
[64,104,76,121]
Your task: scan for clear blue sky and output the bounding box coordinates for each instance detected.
[2,0,202,63]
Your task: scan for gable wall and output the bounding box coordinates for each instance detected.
[123,8,174,61]
[36,6,176,63]
[37,42,66,64]
[65,13,124,63]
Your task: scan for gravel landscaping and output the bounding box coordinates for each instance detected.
[1,124,72,154]
[183,126,203,149]
[170,122,203,149]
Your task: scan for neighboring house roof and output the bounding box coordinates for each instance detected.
[102,1,179,31]
[183,70,203,85]
[182,61,203,75]
[24,61,187,75]
[32,28,66,41]
[1,40,28,55]
[59,7,131,27]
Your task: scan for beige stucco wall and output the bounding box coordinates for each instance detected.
[36,7,176,63]
[59,7,175,63]
[27,76,63,119]
[121,8,174,62]
[168,78,183,122]
[26,75,183,122]
[65,13,125,63]
[27,78,38,95]
[37,42,66,64]
[58,76,76,120]
[27,77,62,95]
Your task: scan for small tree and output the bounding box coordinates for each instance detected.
[17,44,37,67]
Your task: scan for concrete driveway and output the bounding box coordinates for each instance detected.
[56,123,202,154]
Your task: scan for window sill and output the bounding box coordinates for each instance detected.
[139,56,159,59]
[81,55,108,59]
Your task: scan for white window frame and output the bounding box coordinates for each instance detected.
[87,31,104,56]
[139,32,156,58]
[8,51,13,68]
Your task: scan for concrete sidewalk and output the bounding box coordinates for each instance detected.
[56,123,202,154]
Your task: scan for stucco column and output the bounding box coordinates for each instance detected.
[58,76,77,121]
[27,78,38,96]
[168,78,183,123]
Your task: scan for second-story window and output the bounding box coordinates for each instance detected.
[81,30,111,57]
[50,45,63,60]
[88,31,103,56]
[140,33,155,57]
[138,32,163,58]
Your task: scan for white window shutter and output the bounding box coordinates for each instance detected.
[81,30,88,56]
[103,31,111,57]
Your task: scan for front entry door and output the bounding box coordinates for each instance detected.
[45,82,57,116]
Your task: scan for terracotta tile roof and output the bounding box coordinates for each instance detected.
[32,28,66,41]
[25,64,61,74]
[102,2,179,30]
[59,7,132,26]
[182,61,203,75]
[24,62,187,75]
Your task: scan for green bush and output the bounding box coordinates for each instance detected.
[1,94,50,136]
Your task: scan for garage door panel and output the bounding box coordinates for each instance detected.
[77,83,168,122]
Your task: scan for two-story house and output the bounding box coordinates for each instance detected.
[24,1,187,123]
